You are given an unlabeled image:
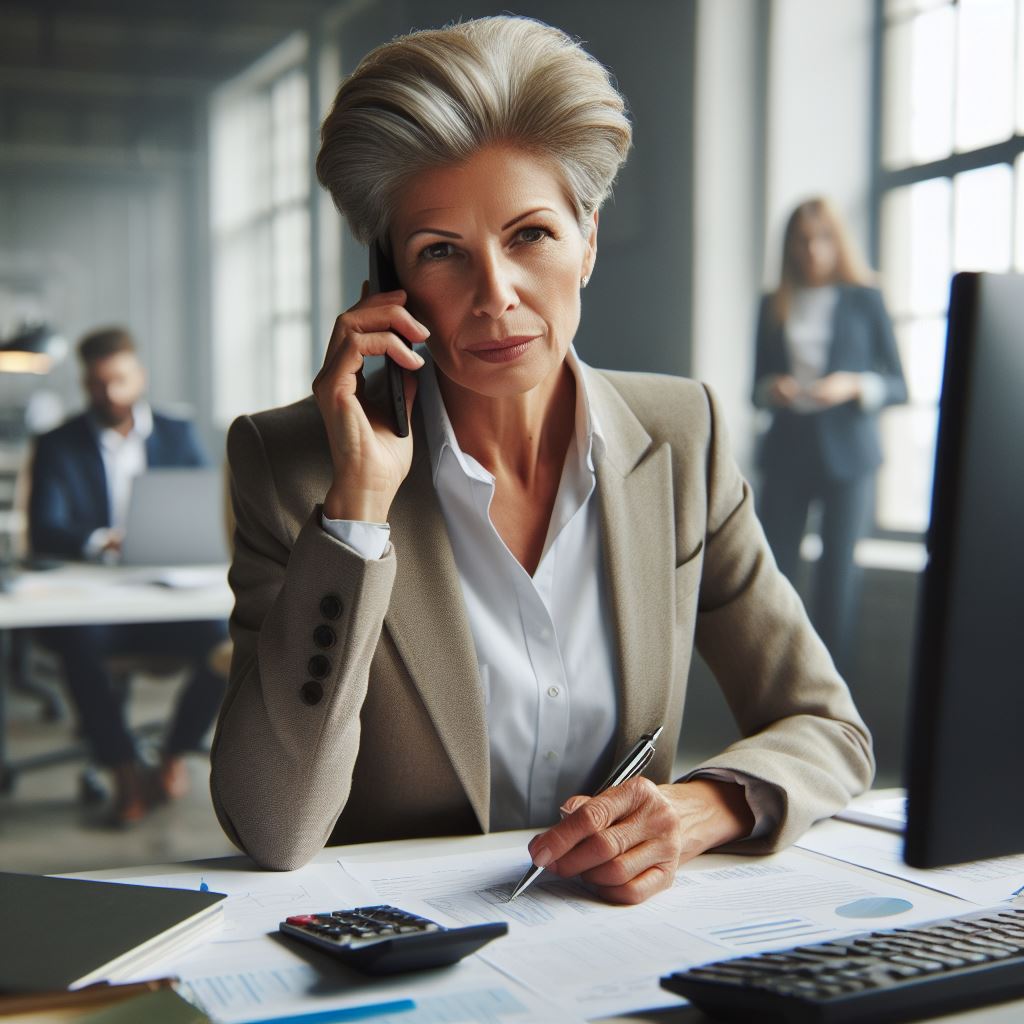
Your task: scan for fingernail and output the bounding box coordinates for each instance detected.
[558,804,572,819]
[532,847,552,869]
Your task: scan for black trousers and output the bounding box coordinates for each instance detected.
[37,619,228,767]
[757,454,874,676]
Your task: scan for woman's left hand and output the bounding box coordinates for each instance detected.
[526,777,755,905]
[807,371,863,408]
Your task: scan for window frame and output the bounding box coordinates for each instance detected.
[869,0,1024,541]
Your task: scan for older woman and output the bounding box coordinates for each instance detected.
[210,17,873,903]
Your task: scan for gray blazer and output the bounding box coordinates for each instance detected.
[210,366,874,870]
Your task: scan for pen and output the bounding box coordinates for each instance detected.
[239,998,416,1024]
[507,725,664,902]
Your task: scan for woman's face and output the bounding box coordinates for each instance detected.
[389,145,597,400]
[790,215,839,286]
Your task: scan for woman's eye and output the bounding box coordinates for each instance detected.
[516,226,550,244]
[420,242,455,261]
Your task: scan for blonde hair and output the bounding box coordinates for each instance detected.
[315,16,632,246]
[772,197,875,323]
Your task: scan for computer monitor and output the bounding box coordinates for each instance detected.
[904,271,1024,868]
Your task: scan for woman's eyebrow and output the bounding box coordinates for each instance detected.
[502,207,556,230]
[405,227,462,244]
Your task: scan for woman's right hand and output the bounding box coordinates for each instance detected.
[313,286,430,523]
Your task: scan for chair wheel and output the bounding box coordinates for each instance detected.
[78,769,108,805]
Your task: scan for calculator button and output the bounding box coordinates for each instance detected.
[286,915,318,926]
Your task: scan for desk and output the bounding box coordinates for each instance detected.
[75,820,1024,1023]
[0,562,232,790]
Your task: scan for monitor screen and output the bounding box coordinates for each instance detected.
[904,271,1024,868]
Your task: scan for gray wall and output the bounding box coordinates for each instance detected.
[330,0,697,378]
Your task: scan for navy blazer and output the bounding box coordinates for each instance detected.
[752,285,907,481]
[29,410,208,559]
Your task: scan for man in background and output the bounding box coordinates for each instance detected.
[29,327,228,824]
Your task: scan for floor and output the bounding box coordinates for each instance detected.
[1,670,236,875]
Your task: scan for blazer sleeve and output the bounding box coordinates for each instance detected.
[27,435,90,559]
[209,414,397,870]
[864,287,908,407]
[689,386,875,852]
[180,420,210,467]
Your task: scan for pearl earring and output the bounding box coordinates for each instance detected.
[581,274,590,288]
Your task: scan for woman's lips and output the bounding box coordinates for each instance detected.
[465,337,537,364]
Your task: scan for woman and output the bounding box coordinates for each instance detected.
[211,18,873,904]
[753,199,907,675]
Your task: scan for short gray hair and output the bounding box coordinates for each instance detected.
[316,16,633,245]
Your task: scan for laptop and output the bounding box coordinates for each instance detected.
[120,468,230,566]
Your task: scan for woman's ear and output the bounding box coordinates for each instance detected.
[582,210,599,282]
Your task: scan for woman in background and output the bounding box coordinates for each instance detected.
[752,198,906,675]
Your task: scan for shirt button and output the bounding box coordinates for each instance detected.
[319,594,343,620]
[547,686,560,698]
[300,681,324,706]
[545,750,558,762]
[313,625,336,649]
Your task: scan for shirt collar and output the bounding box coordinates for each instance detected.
[91,400,153,448]
[418,346,606,488]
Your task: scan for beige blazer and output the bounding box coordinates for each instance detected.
[210,367,874,870]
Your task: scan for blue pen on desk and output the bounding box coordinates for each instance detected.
[507,725,664,902]
[239,998,415,1024]
[1011,883,1024,901]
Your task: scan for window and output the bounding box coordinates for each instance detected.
[210,41,312,427]
[876,0,1023,532]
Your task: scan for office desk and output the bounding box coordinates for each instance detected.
[0,562,232,790]
[77,821,1024,1023]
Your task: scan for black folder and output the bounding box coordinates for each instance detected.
[0,872,226,994]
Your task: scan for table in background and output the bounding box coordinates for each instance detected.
[0,562,232,791]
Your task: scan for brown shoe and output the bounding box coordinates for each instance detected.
[111,761,150,825]
[158,755,191,802]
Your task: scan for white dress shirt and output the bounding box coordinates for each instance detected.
[84,402,153,558]
[323,352,779,835]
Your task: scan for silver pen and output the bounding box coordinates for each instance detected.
[507,725,664,902]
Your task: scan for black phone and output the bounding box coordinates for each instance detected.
[368,241,413,437]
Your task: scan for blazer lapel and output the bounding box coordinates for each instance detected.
[587,370,677,768]
[383,408,491,831]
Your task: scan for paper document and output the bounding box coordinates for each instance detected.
[339,840,967,1019]
[798,818,1024,906]
[111,862,581,1024]
[834,788,906,833]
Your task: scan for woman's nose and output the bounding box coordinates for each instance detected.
[472,252,520,319]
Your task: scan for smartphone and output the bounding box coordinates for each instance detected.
[368,241,413,437]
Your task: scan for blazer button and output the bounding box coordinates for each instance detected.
[319,594,343,620]
[313,625,336,649]
[300,681,323,706]
[307,654,331,679]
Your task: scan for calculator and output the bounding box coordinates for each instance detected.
[279,904,508,975]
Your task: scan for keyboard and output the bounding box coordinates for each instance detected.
[660,906,1024,1023]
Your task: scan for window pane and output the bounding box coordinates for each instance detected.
[953,163,1013,271]
[881,178,952,317]
[272,70,309,206]
[886,0,951,17]
[272,207,310,317]
[1016,153,1024,270]
[213,224,272,424]
[211,91,272,232]
[272,319,312,409]
[955,0,1015,151]
[877,405,939,533]
[883,6,955,168]
[897,316,946,404]
[1018,0,1024,133]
